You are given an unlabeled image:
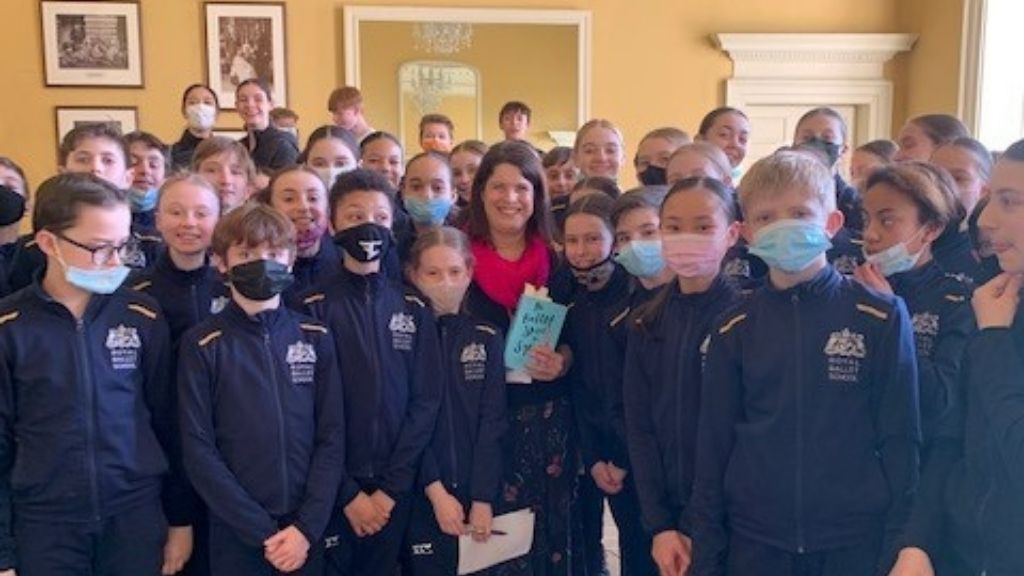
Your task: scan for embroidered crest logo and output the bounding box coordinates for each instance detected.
[832,255,860,275]
[911,312,940,337]
[210,296,229,314]
[106,324,141,349]
[461,343,487,363]
[411,542,434,556]
[106,324,141,370]
[287,342,317,364]
[461,342,487,381]
[390,312,416,351]
[286,341,316,384]
[722,257,751,279]
[389,313,417,334]
[824,328,866,359]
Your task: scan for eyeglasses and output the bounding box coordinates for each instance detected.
[54,232,135,266]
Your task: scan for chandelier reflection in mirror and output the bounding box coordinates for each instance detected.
[412,22,473,55]
[400,61,478,115]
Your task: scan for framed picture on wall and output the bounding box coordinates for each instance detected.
[55,106,138,145]
[40,1,144,87]
[204,2,287,109]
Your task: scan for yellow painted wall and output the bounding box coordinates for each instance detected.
[894,0,964,126]
[0,0,964,201]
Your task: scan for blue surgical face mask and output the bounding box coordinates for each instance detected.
[614,239,665,278]
[404,196,453,226]
[56,249,130,294]
[129,187,159,213]
[748,219,833,273]
[864,228,927,277]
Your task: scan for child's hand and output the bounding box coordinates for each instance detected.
[607,462,628,487]
[853,262,893,295]
[468,502,494,542]
[264,525,310,573]
[590,462,622,495]
[526,344,567,382]
[426,482,465,537]
[973,272,1022,329]
[370,490,396,520]
[887,547,934,576]
[344,491,386,537]
[161,525,193,575]
[651,530,692,576]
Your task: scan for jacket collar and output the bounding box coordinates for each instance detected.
[764,265,842,300]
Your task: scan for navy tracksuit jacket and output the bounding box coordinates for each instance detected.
[178,300,345,547]
[623,275,742,536]
[889,262,975,561]
[129,250,230,346]
[689,266,920,575]
[301,269,442,503]
[943,304,1024,575]
[0,283,188,570]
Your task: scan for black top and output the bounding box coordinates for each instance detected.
[241,126,299,171]
[170,129,206,172]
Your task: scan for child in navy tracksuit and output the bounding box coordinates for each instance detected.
[178,203,345,575]
[623,178,743,576]
[689,152,920,576]
[130,175,230,344]
[852,162,977,574]
[0,173,190,575]
[403,226,507,575]
[130,174,229,576]
[931,138,1024,575]
[256,165,342,309]
[560,193,643,575]
[300,169,442,576]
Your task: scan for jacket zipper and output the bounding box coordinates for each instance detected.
[76,318,101,521]
[263,329,290,511]
[190,283,199,325]
[792,292,806,554]
[365,282,380,480]
[678,300,694,498]
[441,323,458,490]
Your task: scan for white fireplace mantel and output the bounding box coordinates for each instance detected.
[712,33,918,145]
[713,33,918,79]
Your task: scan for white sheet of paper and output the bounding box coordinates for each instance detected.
[457,508,535,575]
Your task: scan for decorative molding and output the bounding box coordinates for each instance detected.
[343,6,591,125]
[713,33,917,79]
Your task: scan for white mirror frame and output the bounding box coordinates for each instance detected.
[343,6,592,128]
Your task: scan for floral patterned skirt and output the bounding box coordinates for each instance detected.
[487,397,576,576]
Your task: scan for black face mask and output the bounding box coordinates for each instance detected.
[801,138,843,167]
[0,185,26,227]
[638,165,668,186]
[333,222,392,263]
[569,255,615,290]
[228,259,294,301]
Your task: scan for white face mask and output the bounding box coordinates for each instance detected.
[185,103,217,131]
[314,165,354,190]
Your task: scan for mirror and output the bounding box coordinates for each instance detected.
[344,7,591,151]
[399,60,481,149]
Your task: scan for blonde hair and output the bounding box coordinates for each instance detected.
[667,142,732,181]
[738,151,836,213]
[574,119,624,153]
